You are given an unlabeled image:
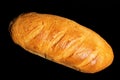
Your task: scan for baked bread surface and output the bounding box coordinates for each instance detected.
[10,12,114,73]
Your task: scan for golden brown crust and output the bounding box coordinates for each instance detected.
[10,12,114,73]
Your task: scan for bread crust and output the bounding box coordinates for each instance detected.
[10,12,114,73]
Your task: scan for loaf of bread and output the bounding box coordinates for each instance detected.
[10,12,114,73]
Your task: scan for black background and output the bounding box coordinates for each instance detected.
[1,0,120,79]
